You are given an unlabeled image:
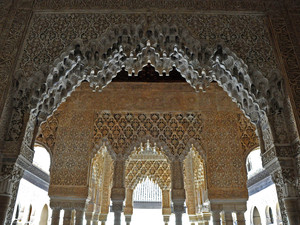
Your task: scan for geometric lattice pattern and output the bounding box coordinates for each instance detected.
[126,140,171,190]
[94,112,203,156]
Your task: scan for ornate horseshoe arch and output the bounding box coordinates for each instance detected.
[14,23,285,126]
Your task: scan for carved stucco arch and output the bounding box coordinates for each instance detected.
[125,137,172,191]
[15,23,285,126]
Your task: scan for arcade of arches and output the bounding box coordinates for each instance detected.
[0,1,300,225]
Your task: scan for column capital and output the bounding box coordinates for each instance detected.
[111,187,125,201]
[50,198,87,211]
[111,200,124,213]
[173,199,185,214]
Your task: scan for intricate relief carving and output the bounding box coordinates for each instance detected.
[36,111,60,151]
[270,14,300,121]
[271,170,288,224]
[15,13,283,125]
[237,114,259,156]
[202,112,248,198]
[0,164,23,186]
[94,112,203,158]
[0,8,31,112]
[125,140,171,190]
[50,111,93,186]
[5,179,21,225]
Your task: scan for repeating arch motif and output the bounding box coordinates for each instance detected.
[12,23,284,127]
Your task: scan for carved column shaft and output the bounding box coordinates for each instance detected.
[63,209,72,225]
[212,211,221,225]
[173,200,185,225]
[112,200,123,225]
[51,208,61,225]
[224,211,233,225]
[236,211,245,225]
[75,209,84,225]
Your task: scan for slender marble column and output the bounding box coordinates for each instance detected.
[173,201,185,225]
[236,211,245,225]
[212,211,221,225]
[224,212,233,225]
[112,201,123,225]
[75,209,84,225]
[63,209,72,225]
[51,208,61,225]
[85,212,93,225]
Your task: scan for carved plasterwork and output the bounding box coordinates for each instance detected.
[125,140,171,190]
[237,114,259,156]
[94,112,203,158]
[10,12,284,129]
[202,112,249,199]
[36,111,60,151]
[0,6,31,113]
[49,110,94,186]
